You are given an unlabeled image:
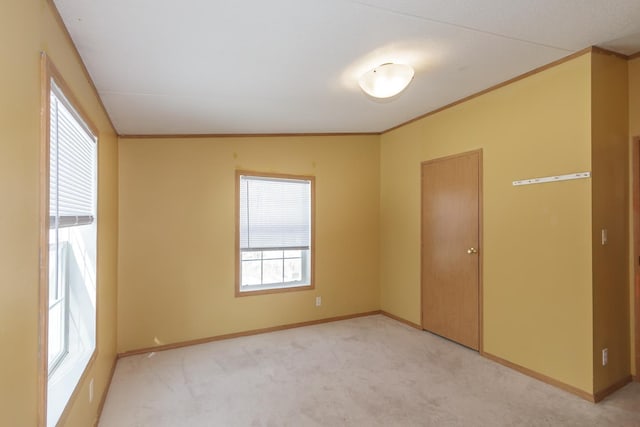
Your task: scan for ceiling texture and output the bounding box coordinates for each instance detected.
[54,0,640,135]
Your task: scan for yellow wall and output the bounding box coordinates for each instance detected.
[629,57,640,377]
[117,135,380,353]
[591,52,629,392]
[0,1,118,425]
[379,122,423,324]
[381,54,595,392]
[1,3,635,423]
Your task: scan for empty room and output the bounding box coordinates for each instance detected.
[2,0,640,426]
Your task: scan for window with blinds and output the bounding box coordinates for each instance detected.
[45,77,97,427]
[49,82,96,229]
[237,172,314,294]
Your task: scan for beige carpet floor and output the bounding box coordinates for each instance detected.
[99,315,640,426]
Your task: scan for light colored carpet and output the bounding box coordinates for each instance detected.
[99,315,640,426]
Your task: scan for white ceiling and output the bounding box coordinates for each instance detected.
[53,0,640,135]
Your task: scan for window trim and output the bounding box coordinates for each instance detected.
[39,53,99,427]
[235,170,315,297]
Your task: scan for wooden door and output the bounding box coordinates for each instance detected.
[421,150,481,350]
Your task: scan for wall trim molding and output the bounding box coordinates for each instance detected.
[378,313,634,403]
[111,47,637,140]
[383,47,597,134]
[118,310,426,359]
[119,132,380,139]
[482,351,595,402]
[594,376,633,402]
[118,310,382,358]
[111,310,634,412]
[93,358,117,427]
[590,45,631,60]
[380,310,422,329]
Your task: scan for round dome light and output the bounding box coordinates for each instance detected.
[358,63,414,99]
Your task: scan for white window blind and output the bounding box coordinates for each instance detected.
[49,82,96,229]
[239,175,311,251]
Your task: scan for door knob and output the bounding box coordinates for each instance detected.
[467,247,478,254]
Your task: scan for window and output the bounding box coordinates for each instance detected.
[237,172,314,294]
[43,74,97,427]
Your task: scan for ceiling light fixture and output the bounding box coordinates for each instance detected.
[358,63,415,99]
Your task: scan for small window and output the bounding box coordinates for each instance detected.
[236,172,314,295]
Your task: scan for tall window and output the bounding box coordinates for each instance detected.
[237,172,314,294]
[45,76,97,427]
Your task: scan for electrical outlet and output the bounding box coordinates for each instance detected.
[89,378,94,402]
[602,348,608,366]
[315,296,322,307]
